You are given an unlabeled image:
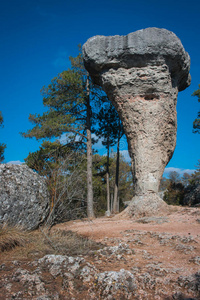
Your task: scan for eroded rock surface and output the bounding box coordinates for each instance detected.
[1,232,200,299]
[83,28,191,216]
[0,164,50,230]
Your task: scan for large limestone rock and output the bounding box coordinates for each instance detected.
[83,28,191,217]
[0,164,50,230]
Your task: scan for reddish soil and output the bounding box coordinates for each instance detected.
[1,206,200,299]
[59,207,200,241]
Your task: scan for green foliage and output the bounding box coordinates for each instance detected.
[189,160,200,186]
[22,69,86,140]
[161,165,200,206]
[163,182,185,205]
[0,111,6,163]
[94,99,124,213]
[0,144,6,163]
[160,171,186,206]
[25,140,70,175]
[22,46,129,219]
[95,101,122,149]
[22,48,97,218]
[168,171,181,184]
[21,47,102,145]
[192,84,200,134]
[0,112,3,126]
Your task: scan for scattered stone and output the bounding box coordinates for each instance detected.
[1,247,200,299]
[141,250,153,260]
[94,269,137,299]
[180,236,197,244]
[12,268,45,293]
[178,272,200,295]
[137,272,156,290]
[146,263,168,277]
[37,254,98,284]
[105,210,111,217]
[96,243,134,258]
[175,244,195,254]
[189,257,200,265]
[136,216,169,224]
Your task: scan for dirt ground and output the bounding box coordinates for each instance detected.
[55,206,200,298]
[60,207,200,241]
[1,206,200,299]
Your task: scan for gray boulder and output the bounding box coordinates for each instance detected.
[0,164,50,230]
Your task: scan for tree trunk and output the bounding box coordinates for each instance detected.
[86,75,94,218]
[106,142,111,214]
[113,135,120,213]
[110,193,114,212]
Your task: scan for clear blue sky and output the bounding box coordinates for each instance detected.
[0,0,199,175]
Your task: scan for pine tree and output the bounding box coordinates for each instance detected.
[192,84,200,133]
[0,111,6,162]
[96,101,123,214]
[113,120,124,213]
[190,160,200,185]
[92,152,133,215]
[22,50,96,218]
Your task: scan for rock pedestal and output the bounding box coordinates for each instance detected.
[83,28,191,217]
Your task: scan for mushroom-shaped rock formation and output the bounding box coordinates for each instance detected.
[83,28,191,217]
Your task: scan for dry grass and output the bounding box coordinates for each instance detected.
[49,229,103,256]
[0,225,103,261]
[0,225,28,252]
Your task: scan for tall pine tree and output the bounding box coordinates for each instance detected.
[96,100,124,214]
[0,111,6,162]
[192,84,200,133]
[113,119,124,213]
[22,50,96,217]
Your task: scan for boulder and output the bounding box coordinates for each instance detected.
[0,164,50,230]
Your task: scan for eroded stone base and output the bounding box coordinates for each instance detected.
[121,193,173,219]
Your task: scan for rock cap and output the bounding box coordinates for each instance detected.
[82,27,191,91]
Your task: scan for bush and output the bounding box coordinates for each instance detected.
[163,182,185,206]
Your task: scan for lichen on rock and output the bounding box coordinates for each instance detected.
[0,164,50,230]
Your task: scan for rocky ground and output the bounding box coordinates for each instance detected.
[0,207,200,299]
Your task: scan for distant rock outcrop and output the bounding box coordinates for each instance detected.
[83,28,191,217]
[0,164,50,230]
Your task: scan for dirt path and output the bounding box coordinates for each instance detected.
[57,207,200,241]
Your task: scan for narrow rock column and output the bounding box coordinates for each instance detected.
[83,28,191,217]
[102,65,178,196]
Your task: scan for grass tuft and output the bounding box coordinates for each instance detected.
[49,229,103,256]
[0,225,27,252]
[0,225,103,260]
